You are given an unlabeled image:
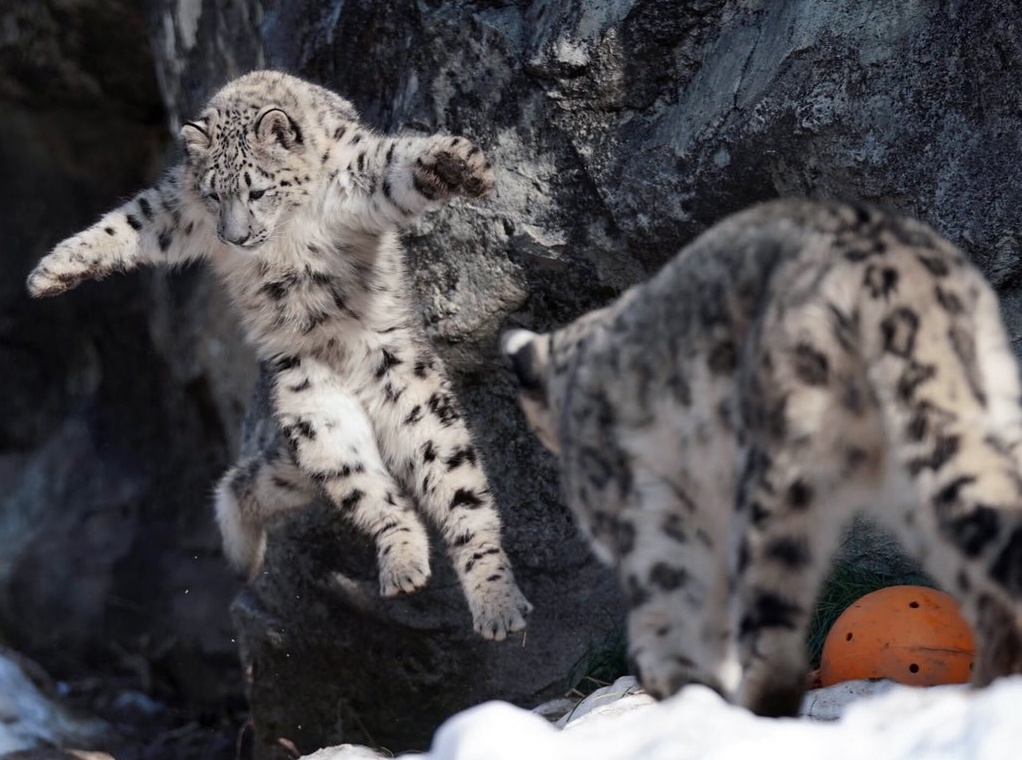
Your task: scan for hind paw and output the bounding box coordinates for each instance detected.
[467,576,533,641]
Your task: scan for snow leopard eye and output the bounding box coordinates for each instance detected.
[249,188,266,200]
[205,191,220,203]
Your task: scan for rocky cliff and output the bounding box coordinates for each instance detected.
[0,0,245,730]
[4,1,1022,758]
[144,1,1022,754]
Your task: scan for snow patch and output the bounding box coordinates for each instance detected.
[303,677,1022,760]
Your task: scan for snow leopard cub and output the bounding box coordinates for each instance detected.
[502,199,1022,711]
[27,70,532,640]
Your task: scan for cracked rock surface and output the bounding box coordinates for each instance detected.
[8,0,1022,756]
[146,0,1022,755]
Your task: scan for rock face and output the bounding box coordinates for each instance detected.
[140,0,1022,756]
[0,647,110,755]
[7,0,1022,757]
[0,0,247,721]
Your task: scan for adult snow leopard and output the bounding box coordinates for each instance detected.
[27,70,531,640]
[502,199,1022,711]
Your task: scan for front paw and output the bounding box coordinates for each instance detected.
[26,239,102,298]
[468,576,533,641]
[26,261,79,298]
[413,137,495,201]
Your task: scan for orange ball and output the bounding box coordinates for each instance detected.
[819,585,975,687]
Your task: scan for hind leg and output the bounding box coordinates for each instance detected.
[869,382,1022,686]
[273,356,434,597]
[215,446,317,581]
[871,412,1022,686]
[734,295,888,716]
[371,347,531,640]
[734,443,878,716]
[616,477,733,700]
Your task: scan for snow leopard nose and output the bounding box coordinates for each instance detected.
[218,201,251,246]
[218,228,251,246]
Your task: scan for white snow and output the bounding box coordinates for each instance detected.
[305,676,1022,760]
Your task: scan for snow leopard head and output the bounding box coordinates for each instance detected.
[180,101,319,249]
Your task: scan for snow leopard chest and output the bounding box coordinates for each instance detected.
[210,240,412,368]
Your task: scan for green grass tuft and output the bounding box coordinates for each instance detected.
[566,627,629,697]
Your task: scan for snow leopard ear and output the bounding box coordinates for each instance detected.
[180,119,211,155]
[255,108,302,150]
[500,329,548,396]
[502,328,559,452]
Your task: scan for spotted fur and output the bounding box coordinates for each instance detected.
[502,199,1022,709]
[27,70,531,640]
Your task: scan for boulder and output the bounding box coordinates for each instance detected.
[143,0,1022,755]
[0,647,109,755]
[0,0,246,711]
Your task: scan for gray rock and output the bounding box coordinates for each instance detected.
[0,647,110,755]
[2,0,1013,756]
[530,697,578,725]
[298,746,385,760]
[799,679,902,722]
[0,0,246,710]
[142,0,1022,755]
[556,677,654,729]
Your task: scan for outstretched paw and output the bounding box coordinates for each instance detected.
[414,137,495,201]
[377,539,432,597]
[468,576,533,641]
[26,238,110,298]
[26,260,81,298]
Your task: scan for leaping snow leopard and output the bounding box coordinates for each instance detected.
[502,199,1022,711]
[26,70,531,640]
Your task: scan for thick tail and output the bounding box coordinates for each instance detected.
[214,463,267,581]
